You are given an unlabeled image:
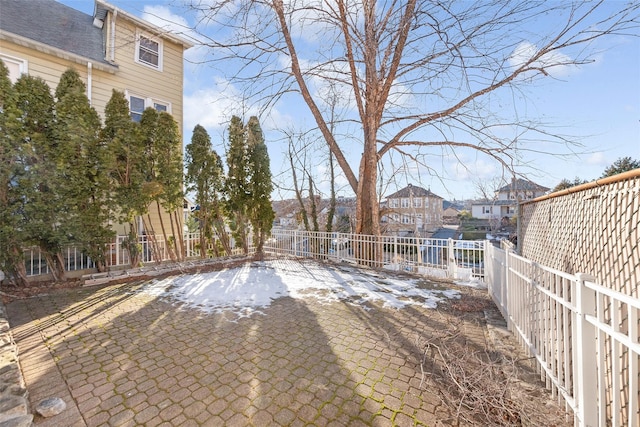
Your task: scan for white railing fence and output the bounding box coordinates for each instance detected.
[485,244,640,427]
[262,229,485,280]
[20,229,485,281]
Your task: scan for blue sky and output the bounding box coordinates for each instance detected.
[59,0,640,201]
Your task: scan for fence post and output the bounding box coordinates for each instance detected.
[447,238,455,277]
[115,236,120,267]
[393,235,398,268]
[574,272,598,427]
[504,244,511,331]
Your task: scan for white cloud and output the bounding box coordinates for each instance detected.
[509,41,576,79]
[449,157,499,182]
[142,5,192,39]
[182,76,294,150]
[183,77,246,133]
[585,152,607,166]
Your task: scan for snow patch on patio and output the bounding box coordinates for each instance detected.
[141,259,461,316]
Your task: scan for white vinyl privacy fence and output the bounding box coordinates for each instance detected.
[486,243,639,427]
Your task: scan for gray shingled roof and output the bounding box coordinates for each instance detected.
[443,201,463,210]
[386,184,443,200]
[0,0,108,65]
[497,178,549,193]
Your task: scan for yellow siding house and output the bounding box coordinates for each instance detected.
[0,0,193,239]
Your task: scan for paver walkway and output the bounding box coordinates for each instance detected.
[6,263,559,426]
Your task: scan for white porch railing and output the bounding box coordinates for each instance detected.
[485,243,640,427]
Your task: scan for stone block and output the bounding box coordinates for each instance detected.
[35,397,66,418]
[0,414,34,427]
[0,397,27,417]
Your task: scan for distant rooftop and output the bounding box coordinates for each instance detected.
[386,184,443,200]
[443,201,464,210]
[497,178,549,193]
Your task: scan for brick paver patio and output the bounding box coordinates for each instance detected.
[6,263,559,426]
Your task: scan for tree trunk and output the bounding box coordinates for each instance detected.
[355,143,380,236]
[155,200,176,262]
[168,209,183,261]
[10,247,29,287]
[43,251,64,282]
[126,222,141,267]
[199,218,208,258]
[143,215,162,263]
[239,214,249,255]
[355,128,382,265]
[173,210,185,261]
[214,219,232,256]
[254,230,265,261]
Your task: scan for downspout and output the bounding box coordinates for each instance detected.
[110,9,117,62]
[87,62,92,105]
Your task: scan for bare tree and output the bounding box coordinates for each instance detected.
[186,0,639,236]
[286,129,315,231]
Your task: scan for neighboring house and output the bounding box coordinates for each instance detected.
[382,184,443,236]
[0,0,193,237]
[471,178,549,220]
[443,201,464,225]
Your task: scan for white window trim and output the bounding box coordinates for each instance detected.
[134,30,163,71]
[0,53,28,83]
[126,90,172,121]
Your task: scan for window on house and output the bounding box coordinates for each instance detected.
[0,54,27,83]
[389,199,398,208]
[402,215,410,224]
[483,206,493,214]
[129,96,145,122]
[413,198,422,208]
[392,214,399,222]
[128,94,171,122]
[135,32,162,70]
[401,198,409,208]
